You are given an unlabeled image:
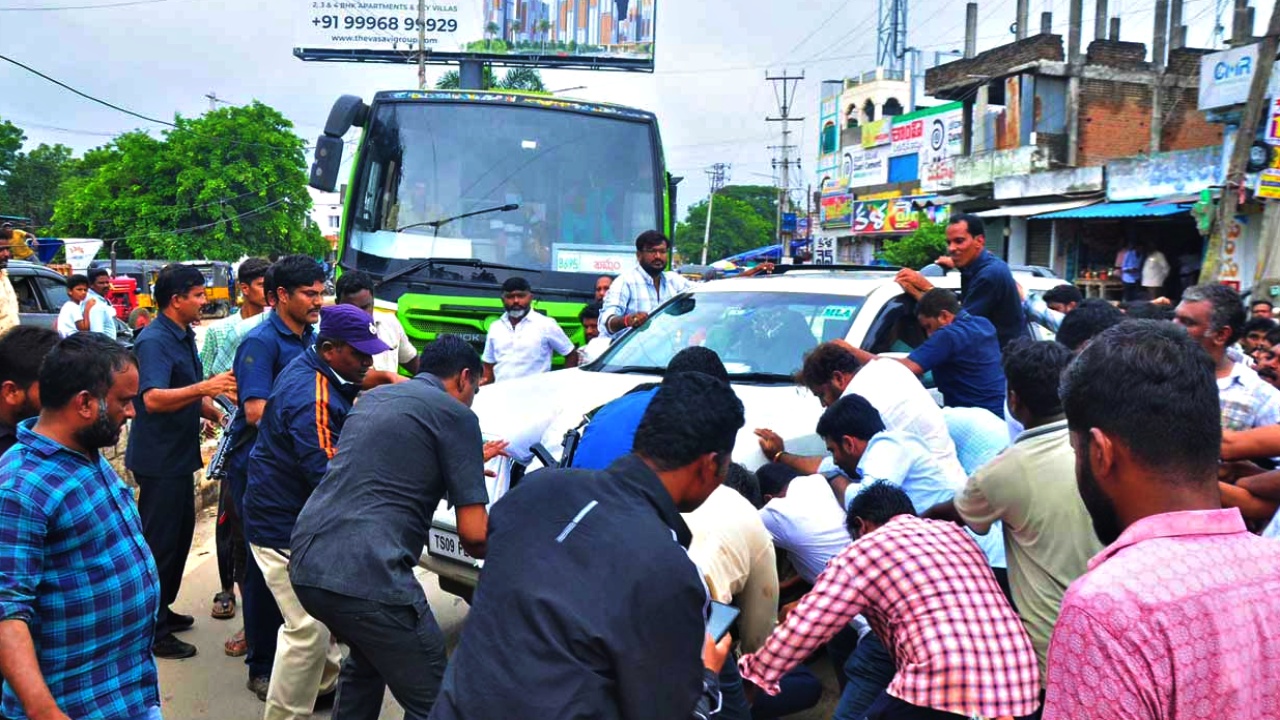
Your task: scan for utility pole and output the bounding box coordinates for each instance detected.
[1202,0,1280,283]
[418,0,428,90]
[700,163,730,265]
[205,92,230,112]
[766,69,804,260]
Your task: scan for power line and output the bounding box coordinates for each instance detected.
[0,0,189,10]
[0,53,173,127]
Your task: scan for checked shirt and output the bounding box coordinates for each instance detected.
[0,420,161,720]
[738,514,1040,719]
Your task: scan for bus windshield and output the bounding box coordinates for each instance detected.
[347,100,662,276]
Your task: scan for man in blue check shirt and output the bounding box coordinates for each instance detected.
[0,334,162,720]
[600,230,692,338]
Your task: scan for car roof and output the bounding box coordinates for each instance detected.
[7,260,67,279]
[695,269,962,297]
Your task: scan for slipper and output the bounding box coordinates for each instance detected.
[211,591,236,620]
[224,629,247,657]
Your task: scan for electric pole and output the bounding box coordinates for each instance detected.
[418,0,428,90]
[701,163,731,265]
[767,69,805,260]
[1202,0,1280,283]
[205,92,230,112]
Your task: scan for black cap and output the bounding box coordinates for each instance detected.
[502,276,531,293]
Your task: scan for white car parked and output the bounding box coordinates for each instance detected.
[421,265,1069,599]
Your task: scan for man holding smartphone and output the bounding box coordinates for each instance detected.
[429,372,744,720]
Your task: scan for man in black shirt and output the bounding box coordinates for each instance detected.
[290,336,505,720]
[431,371,747,720]
[0,326,58,456]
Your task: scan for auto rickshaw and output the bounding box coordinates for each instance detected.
[108,277,139,321]
[188,260,236,318]
[91,260,165,313]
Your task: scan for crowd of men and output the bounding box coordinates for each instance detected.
[0,217,1278,720]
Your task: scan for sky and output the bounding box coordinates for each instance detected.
[1,0,1241,221]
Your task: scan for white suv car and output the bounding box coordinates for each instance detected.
[421,266,1067,599]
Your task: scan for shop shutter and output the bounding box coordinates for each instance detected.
[1027,220,1053,267]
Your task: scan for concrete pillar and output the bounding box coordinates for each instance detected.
[1233,0,1250,44]
[1041,11,1053,34]
[1110,16,1121,40]
[965,3,979,58]
[1008,217,1029,265]
[1153,0,1169,69]
[1068,0,1084,63]
[1094,0,1108,40]
[1017,0,1030,39]
[1170,0,1184,49]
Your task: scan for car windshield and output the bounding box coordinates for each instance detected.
[595,290,867,381]
[348,101,662,273]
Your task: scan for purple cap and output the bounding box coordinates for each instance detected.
[319,304,392,356]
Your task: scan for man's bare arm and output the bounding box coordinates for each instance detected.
[0,620,70,720]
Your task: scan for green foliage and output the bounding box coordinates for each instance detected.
[674,191,774,264]
[716,185,778,226]
[2,143,76,229]
[436,67,547,93]
[0,118,25,184]
[51,102,325,261]
[876,220,948,270]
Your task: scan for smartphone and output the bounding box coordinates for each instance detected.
[706,601,741,642]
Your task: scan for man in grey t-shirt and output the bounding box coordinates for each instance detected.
[289,336,506,720]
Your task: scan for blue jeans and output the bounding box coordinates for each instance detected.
[833,633,896,720]
[718,654,823,720]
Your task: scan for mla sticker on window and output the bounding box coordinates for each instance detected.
[822,306,855,320]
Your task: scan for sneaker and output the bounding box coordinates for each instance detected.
[153,634,198,659]
[169,612,195,632]
[247,676,270,702]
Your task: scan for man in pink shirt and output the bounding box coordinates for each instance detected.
[1045,320,1280,719]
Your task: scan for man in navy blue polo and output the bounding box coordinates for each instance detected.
[224,254,325,698]
[895,213,1028,352]
[126,263,237,659]
[905,289,1006,417]
[244,304,388,720]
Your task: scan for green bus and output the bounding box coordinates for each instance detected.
[308,90,677,350]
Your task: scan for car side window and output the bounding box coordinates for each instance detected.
[37,275,70,310]
[10,276,44,313]
[862,295,927,354]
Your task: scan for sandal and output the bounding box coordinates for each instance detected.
[224,629,247,657]
[211,591,236,620]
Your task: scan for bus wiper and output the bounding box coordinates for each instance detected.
[396,203,520,234]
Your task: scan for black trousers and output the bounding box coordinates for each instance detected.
[294,585,447,720]
[215,477,246,593]
[135,472,196,639]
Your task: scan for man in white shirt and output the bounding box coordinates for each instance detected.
[84,268,118,340]
[756,342,966,486]
[481,276,577,384]
[56,274,91,339]
[333,270,419,387]
[1141,245,1170,300]
[757,464,849,585]
[599,231,692,338]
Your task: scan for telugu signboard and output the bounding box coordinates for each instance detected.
[841,144,890,188]
[1268,97,1280,146]
[820,181,853,229]
[296,0,657,70]
[812,236,837,265]
[1258,169,1280,200]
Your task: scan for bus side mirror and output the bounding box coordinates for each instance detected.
[310,136,346,192]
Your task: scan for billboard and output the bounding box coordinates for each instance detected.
[296,0,657,71]
[851,198,948,235]
[1199,43,1280,110]
[820,180,853,229]
[841,144,890,188]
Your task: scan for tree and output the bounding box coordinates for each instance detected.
[2,143,75,228]
[876,220,948,269]
[538,19,553,53]
[716,185,778,227]
[485,21,500,50]
[0,118,25,185]
[436,67,547,93]
[52,102,326,260]
[673,194,774,264]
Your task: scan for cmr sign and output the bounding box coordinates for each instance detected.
[1200,43,1280,110]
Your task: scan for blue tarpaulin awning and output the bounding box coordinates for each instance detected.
[1034,201,1191,220]
[718,239,809,264]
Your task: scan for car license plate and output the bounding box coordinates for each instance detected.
[428,528,475,564]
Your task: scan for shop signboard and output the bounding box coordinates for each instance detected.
[820,181,853,229]
[296,0,658,69]
[1268,97,1280,146]
[813,236,837,265]
[841,144,891,188]
[817,90,841,190]
[861,119,891,148]
[1258,169,1280,200]
[852,198,918,235]
[1199,43,1280,110]
[1106,146,1223,202]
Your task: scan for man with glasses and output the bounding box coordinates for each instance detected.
[600,230,692,337]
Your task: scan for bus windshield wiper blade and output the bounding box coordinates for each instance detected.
[395,203,520,234]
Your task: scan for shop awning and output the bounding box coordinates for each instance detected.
[1034,200,1191,220]
[973,199,1101,218]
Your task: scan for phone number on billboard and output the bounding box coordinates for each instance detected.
[311,15,458,31]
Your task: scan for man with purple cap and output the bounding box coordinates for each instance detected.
[243,303,389,720]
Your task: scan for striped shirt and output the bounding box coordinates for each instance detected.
[0,420,161,720]
[739,514,1040,718]
[599,265,693,337]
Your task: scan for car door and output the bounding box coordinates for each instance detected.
[10,271,59,330]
